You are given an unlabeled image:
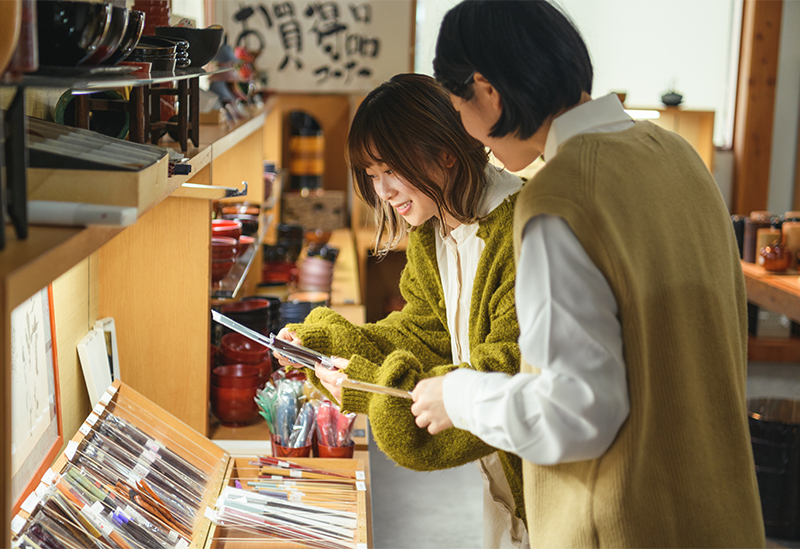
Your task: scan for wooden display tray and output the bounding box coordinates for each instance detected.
[11,380,370,548]
[27,155,170,213]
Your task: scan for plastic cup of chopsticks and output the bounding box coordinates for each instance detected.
[315,440,355,458]
[270,433,311,458]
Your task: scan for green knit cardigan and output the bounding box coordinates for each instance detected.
[287,193,525,521]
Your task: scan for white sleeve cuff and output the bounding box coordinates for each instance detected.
[442,368,484,431]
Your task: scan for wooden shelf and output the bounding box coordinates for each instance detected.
[741,260,800,323]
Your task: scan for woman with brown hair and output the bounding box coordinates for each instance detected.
[276,73,529,547]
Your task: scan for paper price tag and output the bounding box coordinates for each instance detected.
[357,544,368,549]
[86,412,100,426]
[175,539,190,549]
[288,492,304,502]
[270,475,282,480]
[168,530,179,543]
[108,385,118,395]
[278,461,290,468]
[289,470,302,478]
[93,403,105,416]
[282,480,296,487]
[100,391,113,405]
[79,423,91,436]
[41,468,56,486]
[133,462,149,479]
[204,507,218,521]
[91,501,104,516]
[35,483,49,499]
[65,440,79,461]
[20,492,40,514]
[145,440,160,453]
[10,515,27,535]
[143,449,159,463]
[356,481,366,492]
[355,471,365,480]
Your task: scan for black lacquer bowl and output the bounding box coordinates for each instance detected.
[37,0,112,67]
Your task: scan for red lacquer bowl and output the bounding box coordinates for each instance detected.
[211,259,235,282]
[212,219,242,240]
[220,332,270,363]
[212,364,262,389]
[210,385,259,427]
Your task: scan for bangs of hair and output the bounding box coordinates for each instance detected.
[346,74,490,257]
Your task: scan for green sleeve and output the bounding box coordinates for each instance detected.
[342,282,520,471]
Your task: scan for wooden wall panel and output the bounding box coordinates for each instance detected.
[732,0,783,215]
[98,197,211,434]
[213,130,264,205]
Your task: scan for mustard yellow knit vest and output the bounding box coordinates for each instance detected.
[513,121,764,547]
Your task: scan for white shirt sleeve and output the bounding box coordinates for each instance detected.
[442,214,629,465]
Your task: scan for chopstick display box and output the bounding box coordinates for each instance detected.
[10,381,369,549]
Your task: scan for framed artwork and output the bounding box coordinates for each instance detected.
[10,284,62,513]
[214,0,414,93]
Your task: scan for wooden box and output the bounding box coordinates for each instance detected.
[10,381,370,549]
[27,155,170,213]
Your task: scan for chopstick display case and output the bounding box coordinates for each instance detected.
[10,381,369,549]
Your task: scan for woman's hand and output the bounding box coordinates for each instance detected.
[274,328,303,368]
[411,377,453,435]
[315,356,350,404]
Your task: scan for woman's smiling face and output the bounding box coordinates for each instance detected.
[366,163,440,227]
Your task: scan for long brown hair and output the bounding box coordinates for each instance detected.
[347,73,489,257]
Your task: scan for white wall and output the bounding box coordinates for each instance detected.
[767,0,800,215]
[415,0,741,147]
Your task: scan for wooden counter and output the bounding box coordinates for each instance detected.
[741,261,800,363]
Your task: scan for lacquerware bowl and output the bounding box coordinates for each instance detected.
[103,9,144,66]
[211,236,238,261]
[212,364,261,389]
[212,219,242,241]
[219,332,270,364]
[83,5,128,65]
[236,235,255,257]
[154,25,224,68]
[37,0,112,67]
[211,258,235,282]
[222,213,258,236]
[210,385,259,426]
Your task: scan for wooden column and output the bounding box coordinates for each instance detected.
[732,0,783,215]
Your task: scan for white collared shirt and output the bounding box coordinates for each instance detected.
[443,94,632,465]
[435,166,522,365]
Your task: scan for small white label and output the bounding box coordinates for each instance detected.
[65,440,79,461]
[204,507,218,521]
[41,469,56,486]
[289,470,302,478]
[288,492,304,502]
[278,461,290,468]
[10,515,27,535]
[100,391,113,405]
[79,424,91,436]
[145,440,160,453]
[90,501,104,516]
[133,462,149,479]
[356,481,366,492]
[270,475,282,480]
[282,480,296,487]
[86,413,100,426]
[108,385,118,395]
[20,492,39,514]
[93,403,105,416]
[175,539,189,549]
[142,449,159,463]
[167,530,179,543]
[355,471,365,480]
[357,544,368,549]
[35,483,49,499]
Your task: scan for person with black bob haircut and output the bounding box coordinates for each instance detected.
[411,1,765,547]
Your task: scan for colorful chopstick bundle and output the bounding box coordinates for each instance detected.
[255,377,316,448]
[316,399,357,447]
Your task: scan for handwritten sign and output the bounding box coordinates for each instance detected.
[215,1,413,92]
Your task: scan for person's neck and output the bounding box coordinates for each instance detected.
[530,92,593,156]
